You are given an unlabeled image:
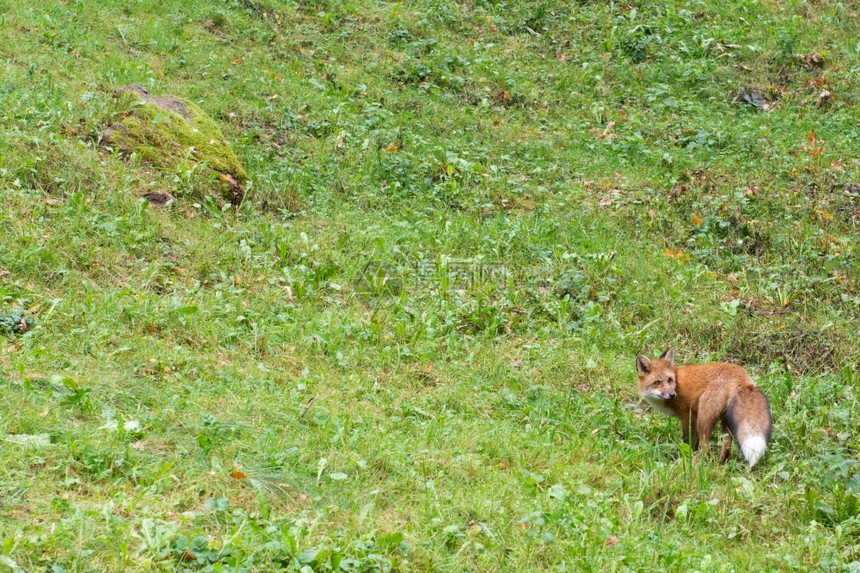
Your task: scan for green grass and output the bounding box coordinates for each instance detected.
[1,0,860,570]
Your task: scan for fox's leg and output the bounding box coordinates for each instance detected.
[718,433,733,464]
[718,418,735,464]
[696,393,725,457]
[680,412,699,450]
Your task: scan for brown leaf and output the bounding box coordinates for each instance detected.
[813,206,832,221]
[664,248,689,262]
[230,470,247,480]
[691,213,703,226]
[602,121,616,137]
[606,535,619,547]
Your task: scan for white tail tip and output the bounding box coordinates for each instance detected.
[741,435,767,468]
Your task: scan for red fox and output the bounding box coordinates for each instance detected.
[636,349,772,468]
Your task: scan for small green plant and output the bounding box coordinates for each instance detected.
[0,309,30,336]
[56,376,95,415]
[196,413,240,456]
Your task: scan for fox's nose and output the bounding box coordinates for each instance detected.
[668,391,677,398]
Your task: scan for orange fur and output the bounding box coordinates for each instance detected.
[636,349,772,467]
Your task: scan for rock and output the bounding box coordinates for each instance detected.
[114,84,194,119]
[738,89,767,111]
[143,191,176,206]
[103,85,247,204]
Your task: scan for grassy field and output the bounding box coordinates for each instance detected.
[1,0,860,570]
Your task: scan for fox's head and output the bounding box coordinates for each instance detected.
[636,349,677,401]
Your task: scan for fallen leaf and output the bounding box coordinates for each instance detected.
[230,470,247,480]
[602,120,616,137]
[606,535,619,547]
[691,213,703,226]
[664,248,690,262]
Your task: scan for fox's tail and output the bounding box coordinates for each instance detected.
[725,386,773,468]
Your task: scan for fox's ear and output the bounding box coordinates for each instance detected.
[660,348,674,366]
[636,355,651,375]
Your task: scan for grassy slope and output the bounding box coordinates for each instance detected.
[1,0,859,570]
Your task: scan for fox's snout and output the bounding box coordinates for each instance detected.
[642,388,676,401]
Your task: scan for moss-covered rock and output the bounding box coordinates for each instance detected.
[103,85,246,204]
